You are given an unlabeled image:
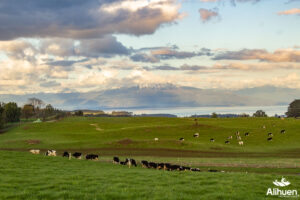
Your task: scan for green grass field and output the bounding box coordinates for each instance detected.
[0,117,300,199]
[1,151,300,200]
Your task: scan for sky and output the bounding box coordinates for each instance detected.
[1,0,300,95]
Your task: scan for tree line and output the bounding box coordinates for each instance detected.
[0,98,70,129]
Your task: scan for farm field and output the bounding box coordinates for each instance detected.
[1,150,300,200]
[1,117,300,199]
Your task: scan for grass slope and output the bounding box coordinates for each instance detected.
[1,151,300,200]
[0,117,300,155]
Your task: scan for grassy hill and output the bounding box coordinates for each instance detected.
[0,117,300,155]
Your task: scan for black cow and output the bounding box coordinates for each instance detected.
[63,151,70,158]
[225,141,230,144]
[86,154,99,160]
[157,163,165,170]
[149,162,158,169]
[141,160,149,168]
[72,152,82,159]
[267,137,273,141]
[113,157,120,164]
[130,159,137,167]
[182,166,191,171]
[169,165,181,171]
[208,169,218,172]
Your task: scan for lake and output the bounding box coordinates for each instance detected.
[103,105,288,117]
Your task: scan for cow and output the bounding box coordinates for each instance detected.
[130,159,137,167]
[164,163,171,170]
[237,136,242,140]
[45,150,56,156]
[227,136,233,140]
[120,161,126,165]
[72,152,82,159]
[86,154,99,160]
[141,160,149,168]
[149,162,158,169]
[157,163,165,170]
[191,168,201,172]
[225,141,230,144]
[208,169,218,172]
[280,129,286,134]
[244,132,249,137]
[210,138,215,142]
[29,149,40,154]
[63,151,71,159]
[193,133,199,138]
[179,138,185,141]
[267,137,273,141]
[235,131,240,136]
[182,166,191,171]
[154,138,159,141]
[113,157,120,164]
[238,141,244,146]
[268,132,273,137]
[262,125,266,129]
[124,158,137,168]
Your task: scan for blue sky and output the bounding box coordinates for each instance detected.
[0,0,300,94]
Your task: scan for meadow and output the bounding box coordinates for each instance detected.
[0,116,300,199]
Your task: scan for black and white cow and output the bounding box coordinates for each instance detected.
[267,137,273,141]
[268,132,273,137]
[45,150,56,156]
[86,154,99,160]
[72,152,82,159]
[179,138,185,141]
[141,160,149,168]
[113,157,120,164]
[280,129,286,134]
[210,138,215,142]
[245,132,249,136]
[63,151,71,159]
[225,141,230,144]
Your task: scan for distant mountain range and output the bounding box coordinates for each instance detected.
[0,85,299,110]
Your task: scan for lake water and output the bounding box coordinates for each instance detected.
[103,105,288,117]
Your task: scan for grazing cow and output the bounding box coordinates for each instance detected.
[157,163,165,170]
[63,151,71,159]
[149,162,158,169]
[281,129,286,134]
[164,163,171,170]
[267,137,273,141]
[45,150,56,156]
[235,131,240,136]
[210,138,215,142]
[154,138,159,141]
[141,160,149,168]
[113,157,120,164]
[182,166,191,171]
[130,159,137,167]
[86,154,99,160]
[237,136,242,140]
[227,136,233,140]
[268,133,273,137]
[244,132,249,137]
[169,165,181,171]
[29,149,40,154]
[238,141,244,146]
[120,161,126,165]
[262,125,266,129]
[225,141,230,144]
[179,138,185,141]
[191,168,201,172]
[208,169,218,172]
[193,133,199,138]
[72,152,82,159]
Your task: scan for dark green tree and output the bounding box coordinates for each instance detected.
[22,104,35,120]
[286,99,300,118]
[211,112,218,118]
[4,102,21,123]
[0,103,5,128]
[75,110,83,116]
[253,110,268,117]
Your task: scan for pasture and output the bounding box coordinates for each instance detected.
[0,117,300,199]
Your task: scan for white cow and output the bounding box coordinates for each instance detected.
[29,149,40,154]
[238,141,244,146]
[154,138,159,141]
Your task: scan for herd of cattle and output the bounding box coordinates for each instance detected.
[29,150,210,172]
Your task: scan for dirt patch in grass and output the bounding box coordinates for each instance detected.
[23,126,30,130]
[26,140,41,145]
[90,123,102,131]
[117,138,134,145]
